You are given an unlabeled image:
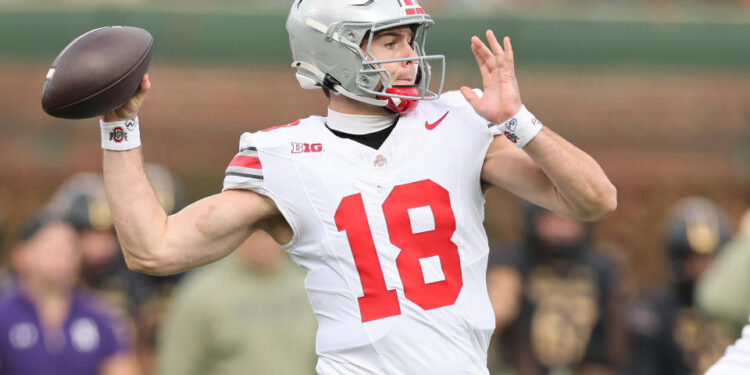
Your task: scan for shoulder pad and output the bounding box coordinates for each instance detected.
[246,116,324,149]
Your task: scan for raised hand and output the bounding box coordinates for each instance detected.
[103,74,151,122]
[460,31,522,124]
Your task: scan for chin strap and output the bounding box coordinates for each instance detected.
[378,86,419,114]
[292,61,388,107]
[292,61,420,114]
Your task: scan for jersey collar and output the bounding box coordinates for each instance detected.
[326,107,398,135]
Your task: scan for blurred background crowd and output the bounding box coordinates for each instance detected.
[0,0,748,374]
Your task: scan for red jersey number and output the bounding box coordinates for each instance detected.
[334,180,463,322]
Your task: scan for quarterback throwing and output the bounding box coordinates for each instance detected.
[99,1,616,374]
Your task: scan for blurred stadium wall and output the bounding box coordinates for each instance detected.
[0,0,748,289]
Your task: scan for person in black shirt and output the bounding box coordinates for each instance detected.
[624,197,735,375]
[488,202,623,375]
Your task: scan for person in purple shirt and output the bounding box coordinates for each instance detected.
[0,212,139,375]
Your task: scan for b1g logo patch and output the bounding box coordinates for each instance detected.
[291,142,323,153]
[109,127,128,143]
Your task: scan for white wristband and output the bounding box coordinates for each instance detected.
[492,105,543,148]
[100,117,141,151]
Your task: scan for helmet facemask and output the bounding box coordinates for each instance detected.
[352,17,444,111]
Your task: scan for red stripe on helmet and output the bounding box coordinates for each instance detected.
[402,0,423,15]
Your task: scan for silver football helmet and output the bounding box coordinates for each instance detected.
[286,0,445,113]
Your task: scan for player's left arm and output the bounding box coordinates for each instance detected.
[461,31,616,222]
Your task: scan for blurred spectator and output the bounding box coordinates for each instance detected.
[132,294,169,375]
[705,319,750,374]
[698,206,750,374]
[624,197,736,375]
[487,202,623,375]
[0,211,138,375]
[157,230,316,375]
[47,166,186,317]
[48,173,122,291]
[46,168,186,374]
[696,207,750,332]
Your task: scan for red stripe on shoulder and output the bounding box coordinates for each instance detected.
[261,120,301,133]
[229,156,262,169]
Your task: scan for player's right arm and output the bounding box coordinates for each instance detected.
[101,75,286,276]
[104,150,281,275]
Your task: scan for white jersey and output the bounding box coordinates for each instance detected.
[223,91,504,375]
[705,318,750,375]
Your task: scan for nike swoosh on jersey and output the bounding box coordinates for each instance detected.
[425,111,450,130]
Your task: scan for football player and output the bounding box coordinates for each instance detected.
[97,1,616,374]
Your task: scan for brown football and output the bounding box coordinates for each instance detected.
[41,26,153,119]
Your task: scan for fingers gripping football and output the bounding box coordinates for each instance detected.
[103,74,150,122]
